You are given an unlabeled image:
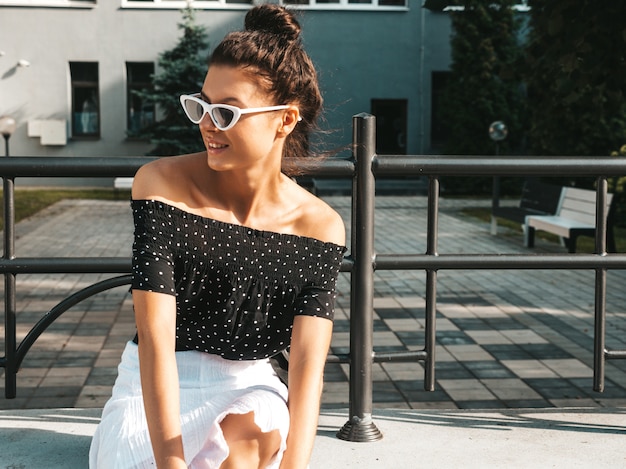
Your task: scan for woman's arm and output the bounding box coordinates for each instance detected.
[279,194,345,468]
[133,290,187,469]
[279,315,333,469]
[131,157,191,468]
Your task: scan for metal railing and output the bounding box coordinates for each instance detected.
[2,113,626,444]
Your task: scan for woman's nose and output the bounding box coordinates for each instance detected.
[199,113,218,131]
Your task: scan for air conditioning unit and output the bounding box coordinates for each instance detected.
[28,119,67,146]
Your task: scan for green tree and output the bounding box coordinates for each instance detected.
[133,5,209,156]
[438,0,527,194]
[440,0,526,156]
[524,0,626,157]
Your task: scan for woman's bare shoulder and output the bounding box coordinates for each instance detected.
[292,185,345,247]
[132,153,203,201]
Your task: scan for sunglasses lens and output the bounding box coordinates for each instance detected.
[211,106,235,129]
[183,98,205,123]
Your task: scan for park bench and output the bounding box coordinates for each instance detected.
[113,177,133,198]
[525,186,616,253]
[113,177,133,190]
[491,178,562,234]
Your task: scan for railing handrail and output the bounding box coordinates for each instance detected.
[373,154,626,176]
[0,155,355,178]
[1,154,625,177]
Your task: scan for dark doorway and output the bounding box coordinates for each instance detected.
[371,99,407,155]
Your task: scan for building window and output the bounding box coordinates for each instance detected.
[122,0,253,5]
[281,0,407,5]
[127,0,251,1]
[126,62,155,136]
[70,62,99,138]
[0,0,95,7]
[371,99,407,155]
[121,0,405,8]
[431,71,450,148]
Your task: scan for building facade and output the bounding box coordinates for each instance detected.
[0,0,452,185]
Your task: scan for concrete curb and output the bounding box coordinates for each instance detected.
[1,407,625,468]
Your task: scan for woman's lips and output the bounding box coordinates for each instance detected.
[206,140,228,150]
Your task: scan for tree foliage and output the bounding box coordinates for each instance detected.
[524,0,626,157]
[133,6,209,156]
[440,0,527,157]
[438,0,527,194]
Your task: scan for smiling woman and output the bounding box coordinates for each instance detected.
[89,4,346,469]
[189,63,304,175]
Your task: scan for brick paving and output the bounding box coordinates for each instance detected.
[1,196,626,411]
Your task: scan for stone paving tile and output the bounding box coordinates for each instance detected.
[464,361,516,380]
[542,359,593,378]
[438,379,497,404]
[480,378,544,401]
[1,196,626,412]
[500,359,559,379]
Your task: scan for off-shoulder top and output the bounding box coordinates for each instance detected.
[130,199,346,361]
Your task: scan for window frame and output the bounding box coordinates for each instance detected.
[125,61,156,138]
[70,61,101,139]
[120,0,408,11]
[121,0,252,9]
[0,0,95,7]
[280,0,407,9]
[441,1,529,12]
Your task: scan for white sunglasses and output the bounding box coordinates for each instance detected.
[180,93,295,131]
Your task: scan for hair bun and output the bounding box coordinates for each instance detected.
[244,4,301,42]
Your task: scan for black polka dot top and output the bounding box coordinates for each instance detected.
[130,199,346,361]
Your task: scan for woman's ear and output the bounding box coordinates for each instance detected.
[278,107,301,136]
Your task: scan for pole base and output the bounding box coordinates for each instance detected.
[336,415,383,442]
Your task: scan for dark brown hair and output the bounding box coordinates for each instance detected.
[209,4,322,167]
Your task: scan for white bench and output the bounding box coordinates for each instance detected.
[525,186,615,253]
[113,177,134,190]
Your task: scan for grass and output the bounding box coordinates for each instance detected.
[0,188,131,231]
[461,206,626,253]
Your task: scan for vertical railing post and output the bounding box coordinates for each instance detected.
[593,177,608,391]
[3,171,17,398]
[337,113,382,442]
[424,176,439,391]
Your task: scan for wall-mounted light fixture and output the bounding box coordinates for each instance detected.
[0,116,17,157]
[17,59,30,68]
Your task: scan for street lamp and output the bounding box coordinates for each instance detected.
[489,120,507,234]
[489,120,508,153]
[0,116,17,157]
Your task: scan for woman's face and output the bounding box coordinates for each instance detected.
[198,65,291,173]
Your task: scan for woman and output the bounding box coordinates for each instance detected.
[89,5,345,469]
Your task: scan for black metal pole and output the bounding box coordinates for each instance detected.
[492,143,500,210]
[337,113,382,442]
[593,177,608,392]
[424,176,439,391]
[490,143,501,235]
[3,134,17,398]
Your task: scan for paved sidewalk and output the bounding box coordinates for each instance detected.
[2,407,625,468]
[1,195,626,412]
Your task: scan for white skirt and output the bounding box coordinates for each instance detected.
[89,341,289,469]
